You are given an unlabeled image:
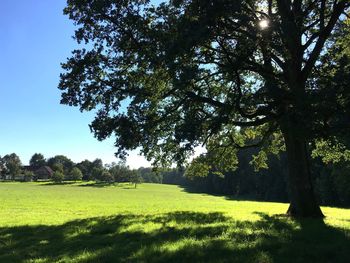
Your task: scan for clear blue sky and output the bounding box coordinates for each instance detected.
[0,0,152,168]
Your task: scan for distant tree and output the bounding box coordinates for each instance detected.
[137,167,162,184]
[100,170,114,183]
[29,153,46,168]
[47,155,74,174]
[91,167,104,181]
[52,171,64,183]
[130,171,142,188]
[0,156,5,179]
[92,159,103,169]
[109,162,132,183]
[76,159,93,180]
[2,153,22,180]
[51,163,64,174]
[69,167,83,181]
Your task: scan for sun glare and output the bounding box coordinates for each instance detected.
[259,19,269,29]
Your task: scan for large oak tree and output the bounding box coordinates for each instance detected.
[59,0,350,217]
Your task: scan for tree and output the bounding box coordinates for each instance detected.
[52,171,64,183]
[60,0,350,217]
[51,163,64,174]
[0,156,5,179]
[76,159,93,180]
[69,167,83,181]
[2,153,22,180]
[100,170,114,183]
[130,170,142,188]
[47,155,74,174]
[109,162,133,183]
[29,153,46,168]
[91,167,105,181]
[137,167,163,183]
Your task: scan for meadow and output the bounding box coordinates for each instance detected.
[0,182,349,263]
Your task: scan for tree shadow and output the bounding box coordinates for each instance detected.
[0,212,349,262]
[39,182,76,186]
[78,182,118,188]
[180,185,275,202]
[77,182,138,189]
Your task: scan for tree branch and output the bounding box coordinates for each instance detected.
[302,2,347,80]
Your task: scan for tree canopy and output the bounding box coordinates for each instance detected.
[60,0,350,217]
[29,153,46,168]
[1,153,22,179]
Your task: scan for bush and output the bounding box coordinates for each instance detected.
[100,171,114,182]
[69,167,83,181]
[52,171,64,183]
[23,171,34,182]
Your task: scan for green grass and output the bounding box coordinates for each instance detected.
[0,182,349,262]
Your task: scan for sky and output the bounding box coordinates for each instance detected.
[0,0,155,168]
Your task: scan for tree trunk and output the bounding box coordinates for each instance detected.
[281,124,324,218]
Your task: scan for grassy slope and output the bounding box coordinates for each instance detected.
[0,182,349,263]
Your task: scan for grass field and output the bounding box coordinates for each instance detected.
[0,182,349,262]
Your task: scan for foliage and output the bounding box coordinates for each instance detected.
[161,168,186,185]
[91,167,105,181]
[69,167,83,181]
[75,159,92,180]
[100,170,114,182]
[23,171,34,182]
[29,153,46,168]
[137,167,162,183]
[0,156,5,178]
[59,0,349,164]
[184,156,211,180]
[51,171,64,183]
[51,163,64,174]
[312,139,350,164]
[0,183,349,262]
[1,153,22,179]
[108,162,133,183]
[76,158,104,180]
[129,170,142,188]
[47,155,74,174]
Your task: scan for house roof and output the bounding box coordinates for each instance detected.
[35,166,54,175]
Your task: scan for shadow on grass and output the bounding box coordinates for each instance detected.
[0,212,349,263]
[180,185,263,202]
[78,182,118,188]
[77,182,137,189]
[39,182,77,186]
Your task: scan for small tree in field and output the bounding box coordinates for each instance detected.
[69,167,83,181]
[130,171,142,188]
[52,171,64,183]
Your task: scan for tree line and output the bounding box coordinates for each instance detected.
[0,153,180,187]
[0,153,142,186]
